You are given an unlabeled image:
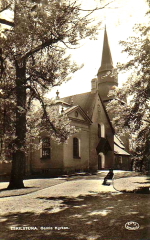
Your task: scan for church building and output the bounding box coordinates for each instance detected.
[27,28,130,176]
[0,28,130,178]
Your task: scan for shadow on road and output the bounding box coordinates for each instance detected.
[0,192,150,240]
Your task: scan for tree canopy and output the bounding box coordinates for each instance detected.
[0,0,109,188]
[107,1,150,172]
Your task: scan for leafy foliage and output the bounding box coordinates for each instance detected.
[0,0,102,156]
[0,0,108,188]
[107,5,150,172]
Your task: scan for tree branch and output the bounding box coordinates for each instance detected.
[0,3,12,13]
[0,18,14,27]
[78,1,114,12]
[22,37,63,60]
[26,84,59,135]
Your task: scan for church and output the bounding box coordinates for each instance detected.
[0,28,130,178]
[26,28,130,176]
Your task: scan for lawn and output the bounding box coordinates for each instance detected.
[0,191,149,240]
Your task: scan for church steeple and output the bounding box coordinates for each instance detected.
[97,26,118,102]
[98,26,114,73]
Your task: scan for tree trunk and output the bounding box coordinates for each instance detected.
[8,61,26,189]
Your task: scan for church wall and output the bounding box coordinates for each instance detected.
[99,108,114,169]
[114,155,131,170]
[89,96,101,170]
[89,123,99,171]
[0,162,12,178]
[63,121,90,173]
[89,94,114,170]
[105,151,114,169]
[30,136,64,176]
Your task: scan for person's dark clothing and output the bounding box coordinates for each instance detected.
[102,169,114,185]
[105,171,114,180]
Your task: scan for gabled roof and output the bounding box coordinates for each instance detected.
[114,144,130,156]
[114,135,130,156]
[62,92,97,120]
[55,100,71,106]
[96,137,112,155]
[62,91,115,134]
[114,135,125,149]
[65,105,92,124]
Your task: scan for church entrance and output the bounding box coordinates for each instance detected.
[98,152,105,169]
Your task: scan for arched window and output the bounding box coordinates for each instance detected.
[73,137,80,158]
[41,137,51,159]
[98,123,105,138]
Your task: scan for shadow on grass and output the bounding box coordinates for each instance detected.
[0,193,150,240]
[0,187,35,192]
[0,187,39,198]
[134,181,150,184]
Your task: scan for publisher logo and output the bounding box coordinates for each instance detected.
[125,221,140,230]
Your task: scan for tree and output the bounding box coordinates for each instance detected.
[107,0,150,172]
[0,0,110,188]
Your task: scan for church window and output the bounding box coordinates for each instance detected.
[73,137,80,158]
[41,137,51,159]
[98,123,105,138]
[98,124,101,138]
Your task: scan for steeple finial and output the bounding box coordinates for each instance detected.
[70,96,74,106]
[56,90,60,100]
[98,26,114,73]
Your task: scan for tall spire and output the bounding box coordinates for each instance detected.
[97,26,118,102]
[98,26,114,73]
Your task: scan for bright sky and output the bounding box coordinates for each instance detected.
[1,0,148,100]
[48,0,148,99]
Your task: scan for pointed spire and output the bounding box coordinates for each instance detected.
[98,26,114,73]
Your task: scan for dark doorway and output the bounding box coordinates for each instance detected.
[98,155,102,170]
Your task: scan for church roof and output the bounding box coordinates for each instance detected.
[114,135,125,149]
[114,135,130,156]
[62,92,97,119]
[98,27,114,73]
[114,144,130,156]
[62,91,115,134]
[55,100,71,106]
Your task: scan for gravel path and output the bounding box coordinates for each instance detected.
[0,179,118,216]
[0,178,66,198]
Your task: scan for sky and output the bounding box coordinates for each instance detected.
[0,0,148,100]
[48,0,149,99]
